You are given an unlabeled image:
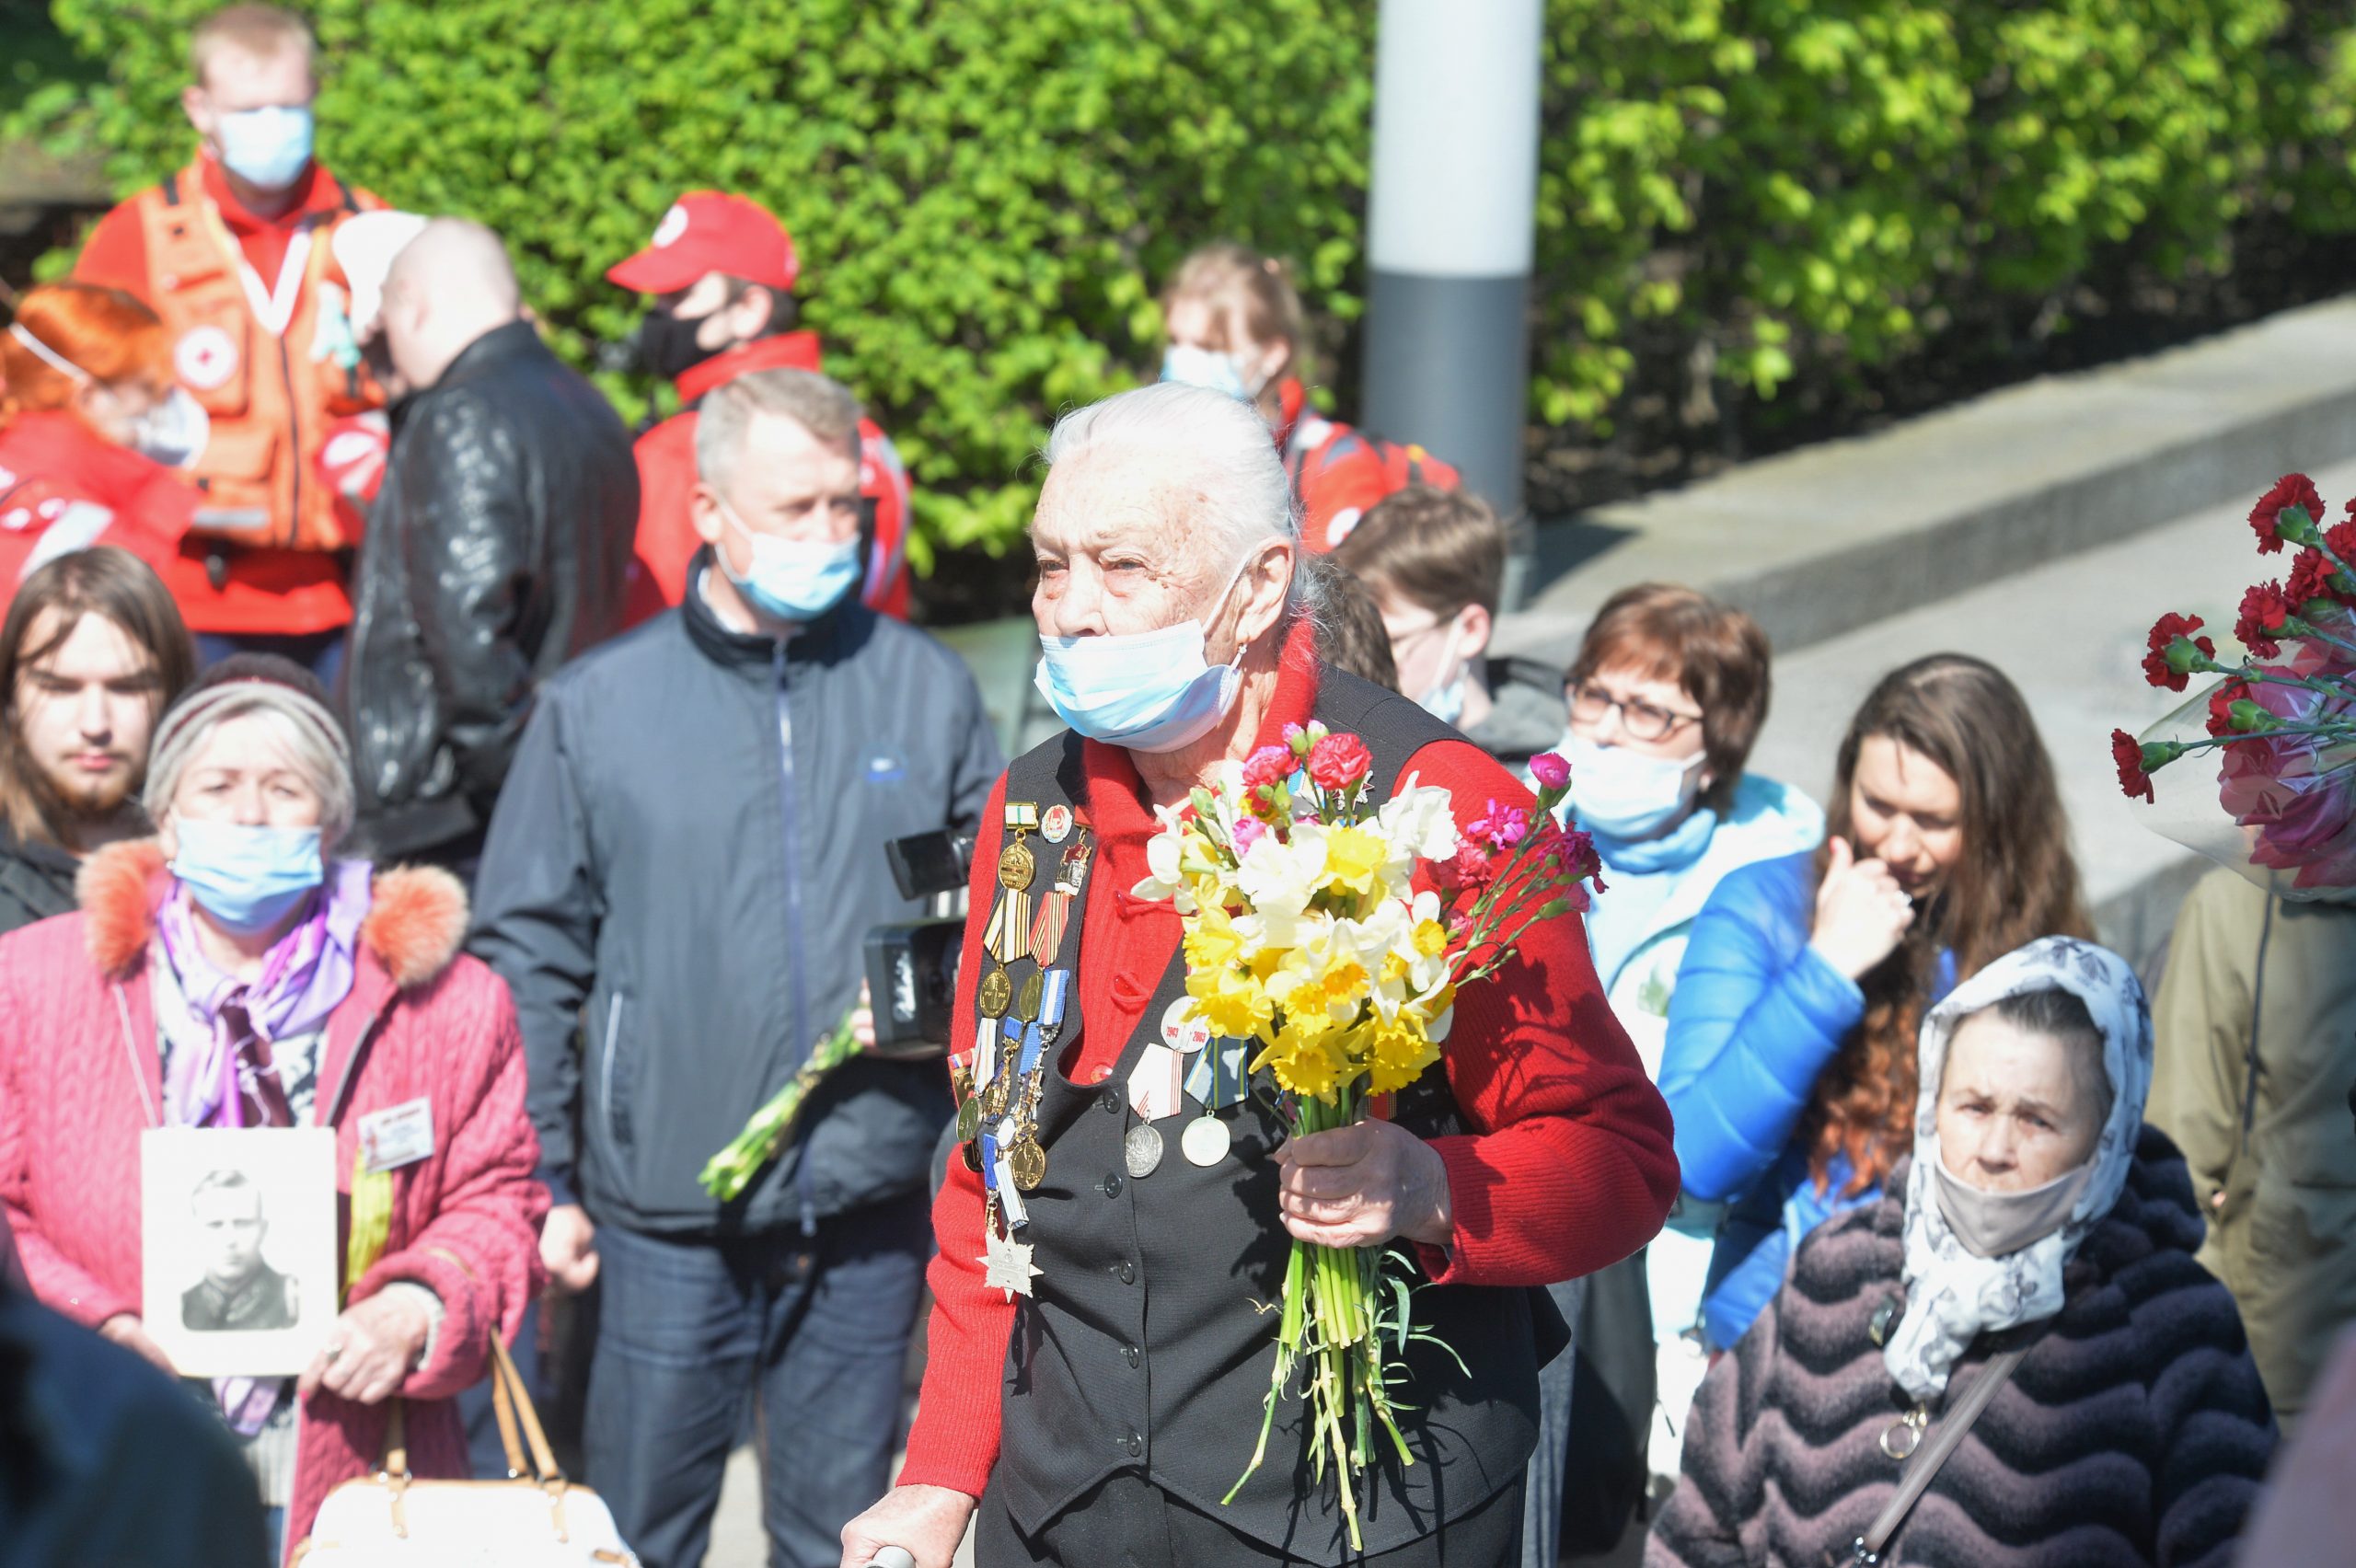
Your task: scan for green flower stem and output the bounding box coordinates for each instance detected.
[698,1009,862,1201]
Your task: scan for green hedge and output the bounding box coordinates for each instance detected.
[16,0,2356,564]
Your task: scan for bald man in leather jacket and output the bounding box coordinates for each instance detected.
[345,218,638,870]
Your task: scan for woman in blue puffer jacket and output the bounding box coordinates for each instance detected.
[1660,654,2092,1351]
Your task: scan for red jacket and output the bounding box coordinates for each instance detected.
[621,332,912,625]
[895,618,1680,1495]
[0,842,549,1559]
[0,410,197,599]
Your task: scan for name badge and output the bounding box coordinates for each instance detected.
[358,1099,435,1174]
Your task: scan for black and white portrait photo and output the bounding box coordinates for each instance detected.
[143,1125,335,1377]
[180,1169,302,1332]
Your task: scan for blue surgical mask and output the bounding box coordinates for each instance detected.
[214,105,316,190]
[1563,731,1703,841]
[1160,345,1256,401]
[1034,564,1251,753]
[717,500,862,624]
[170,820,324,936]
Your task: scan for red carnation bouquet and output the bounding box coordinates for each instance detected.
[2113,473,2356,894]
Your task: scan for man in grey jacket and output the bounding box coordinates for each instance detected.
[471,368,1002,1568]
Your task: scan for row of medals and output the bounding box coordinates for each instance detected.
[953,806,1240,1198]
[957,806,1071,1196]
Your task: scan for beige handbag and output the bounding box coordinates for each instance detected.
[292,1332,639,1566]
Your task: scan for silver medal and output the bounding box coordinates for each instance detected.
[1181,1115,1231,1167]
[1124,1122,1165,1179]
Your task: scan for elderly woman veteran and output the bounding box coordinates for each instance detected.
[0,655,546,1559]
[1650,937,2276,1567]
[839,384,1680,1568]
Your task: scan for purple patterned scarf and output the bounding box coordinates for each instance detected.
[154,858,373,1433]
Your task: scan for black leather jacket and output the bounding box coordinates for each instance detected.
[347,320,639,859]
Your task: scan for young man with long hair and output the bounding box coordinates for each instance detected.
[0,548,197,932]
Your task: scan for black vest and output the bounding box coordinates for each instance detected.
[983,668,1565,1560]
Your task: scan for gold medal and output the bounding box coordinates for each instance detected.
[1010,1136,1048,1191]
[998,838,1036,891]
[956,1097,983,1143]
[1015,969,1044,1023]
[978,964,1012,1019]
[982,1073,1011,1120]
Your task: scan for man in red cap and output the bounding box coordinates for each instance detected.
[608,192,911,623]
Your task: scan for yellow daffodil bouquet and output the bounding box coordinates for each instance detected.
[1133,721,1597,1546]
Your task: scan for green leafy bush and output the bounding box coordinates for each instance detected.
[25,0,1375,571]
[17,0,2356,568]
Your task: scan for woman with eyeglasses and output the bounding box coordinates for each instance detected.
[1661,653,2091,1364]
[1534,584,1825,1551]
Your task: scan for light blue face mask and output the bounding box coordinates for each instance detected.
[171,819,324,936]
[1160,345,1256,402]
[1034,563,1251,753]
[1563,731,1704,841]
[214,105,315,191]
[717,500,862,624]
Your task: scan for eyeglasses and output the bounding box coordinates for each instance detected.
[1568,680,1702,744]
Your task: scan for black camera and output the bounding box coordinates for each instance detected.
[860,828,978,1056]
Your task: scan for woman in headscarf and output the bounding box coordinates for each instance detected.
[1649,936,2276,1567]
[0,654,545,1562]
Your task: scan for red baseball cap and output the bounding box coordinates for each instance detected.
[606,191,801,295]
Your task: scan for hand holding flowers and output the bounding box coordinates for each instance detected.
[1132,719,1599,1547]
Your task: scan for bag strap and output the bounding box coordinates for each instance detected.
[1853,1344,2029,1562]
[488,1330,562,1482]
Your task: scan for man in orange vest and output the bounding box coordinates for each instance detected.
[74,2,385,681]
[606,192,913,625]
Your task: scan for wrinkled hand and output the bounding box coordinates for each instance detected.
[541,1203,600,1295]
[1274,1119,1454,1251]
[1808,836,1915,980]
[298,1291,430,1405]
[851,980,876,1052]
[837,1482,975,1568]
[98,1313,177,1376]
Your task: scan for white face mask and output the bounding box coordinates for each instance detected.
[8,323,208,468]
[1561,731,1703,840]
[1413,621,1468,724]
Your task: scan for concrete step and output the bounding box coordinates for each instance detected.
[1499,294,2356,670]
[1738,455,2356,965]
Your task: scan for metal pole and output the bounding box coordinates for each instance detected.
[1360,0,1543,594]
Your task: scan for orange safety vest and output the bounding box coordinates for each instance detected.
[134,162,384,552]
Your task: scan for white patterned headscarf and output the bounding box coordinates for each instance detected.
[1881,935,2154,1402]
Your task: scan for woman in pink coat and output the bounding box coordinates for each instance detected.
[0,652,547,1561]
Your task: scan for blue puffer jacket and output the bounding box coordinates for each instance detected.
[1659,851,1954,1348]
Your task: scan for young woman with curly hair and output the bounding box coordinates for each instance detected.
[1657,653,2090,1351]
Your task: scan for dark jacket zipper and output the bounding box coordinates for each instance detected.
[772,644,817,1239]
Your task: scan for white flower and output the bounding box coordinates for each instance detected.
[1236,822,1328,947]
[1375,777,1460,869]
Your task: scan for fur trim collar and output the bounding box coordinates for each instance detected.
[77,839,468,989]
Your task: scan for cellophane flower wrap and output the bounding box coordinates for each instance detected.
[2115,473,2356,898]
[1131,723,1599,1548]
